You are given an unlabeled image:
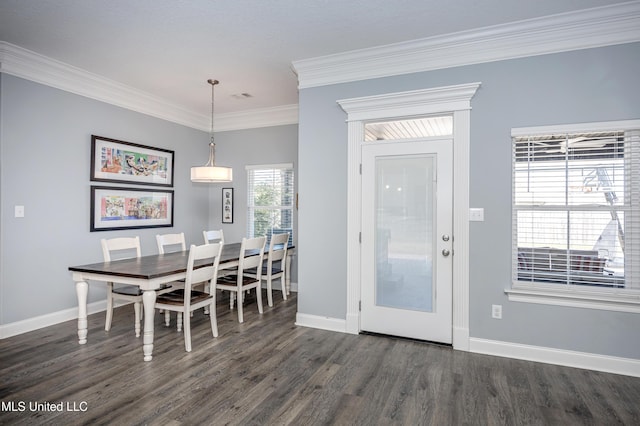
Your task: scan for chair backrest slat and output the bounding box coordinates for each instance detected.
[101,236,141,261]
[156,232,186,254]
[203,229,225,245]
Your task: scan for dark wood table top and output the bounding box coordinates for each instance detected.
[69,242,293,280]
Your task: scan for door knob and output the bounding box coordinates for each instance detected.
[442,235,450,242]
[442,249,451,257]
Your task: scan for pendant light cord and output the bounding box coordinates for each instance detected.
[209,79,218,144]
[207,79,219,166]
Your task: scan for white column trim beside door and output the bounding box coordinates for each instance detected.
[452,108,472,350]
[345,120,364,334]
[337,82,480,350]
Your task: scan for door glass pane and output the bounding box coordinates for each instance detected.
[365,116,453,141]
[375,155,434,312]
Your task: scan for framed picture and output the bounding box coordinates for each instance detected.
[90,135,174,187]
[222,188,234,223]
[90,186,174,232]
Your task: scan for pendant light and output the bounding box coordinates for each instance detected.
[190,79,233,182]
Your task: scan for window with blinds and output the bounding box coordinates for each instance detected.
[512,123,639,294]
[246,164,294,245]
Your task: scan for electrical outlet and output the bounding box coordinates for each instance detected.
[491,304,502,319]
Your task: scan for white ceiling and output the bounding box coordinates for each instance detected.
[0,0,629,117]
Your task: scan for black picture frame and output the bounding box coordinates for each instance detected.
[222,188,234,223]
[90,186,174,232]
[90,135,175,187]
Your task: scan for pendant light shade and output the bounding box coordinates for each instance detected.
[191,79,233,183]
[190,143,233,182]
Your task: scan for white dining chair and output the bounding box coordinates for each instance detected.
[155,232,188,323]
[204,229,237,279]
[101,236,143,337]
[102,237,176,337]
[216,236,266,323]
[247,232,290,307]
[154,243,222,352]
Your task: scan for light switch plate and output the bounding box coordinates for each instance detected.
[15,205,25,218]
[492,304,502,319]
[469,208,484,221]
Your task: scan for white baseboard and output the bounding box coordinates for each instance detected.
[291,318,639,377]
[295,313,347,333]
[0,300,107,339]
[470,337,640,378]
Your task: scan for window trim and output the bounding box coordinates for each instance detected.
[510,120,640,138]
[245,163,293,171]
[508,119,640,312]
[506,287,640,313]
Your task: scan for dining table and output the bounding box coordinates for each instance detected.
[68,242,294,361]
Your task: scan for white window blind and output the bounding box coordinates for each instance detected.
[246,164,294,245]
[512,124,639,293]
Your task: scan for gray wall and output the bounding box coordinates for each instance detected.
[297,42,640,359]
[0,75,210,324]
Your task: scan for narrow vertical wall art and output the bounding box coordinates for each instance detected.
[222,188,234,223]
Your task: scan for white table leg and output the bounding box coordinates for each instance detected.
[285,252,292,295]
[142,290,156,361]
[76,280,89,344]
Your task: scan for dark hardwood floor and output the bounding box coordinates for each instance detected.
[1,291,639,425]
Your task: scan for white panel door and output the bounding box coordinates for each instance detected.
[361,138,453,343]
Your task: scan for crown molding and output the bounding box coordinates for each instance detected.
[0,41,209,129]
[0,41,297,131]
[215,104,298,132]
[293,1,640,89]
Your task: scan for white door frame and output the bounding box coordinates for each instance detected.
[337,82,481,351]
